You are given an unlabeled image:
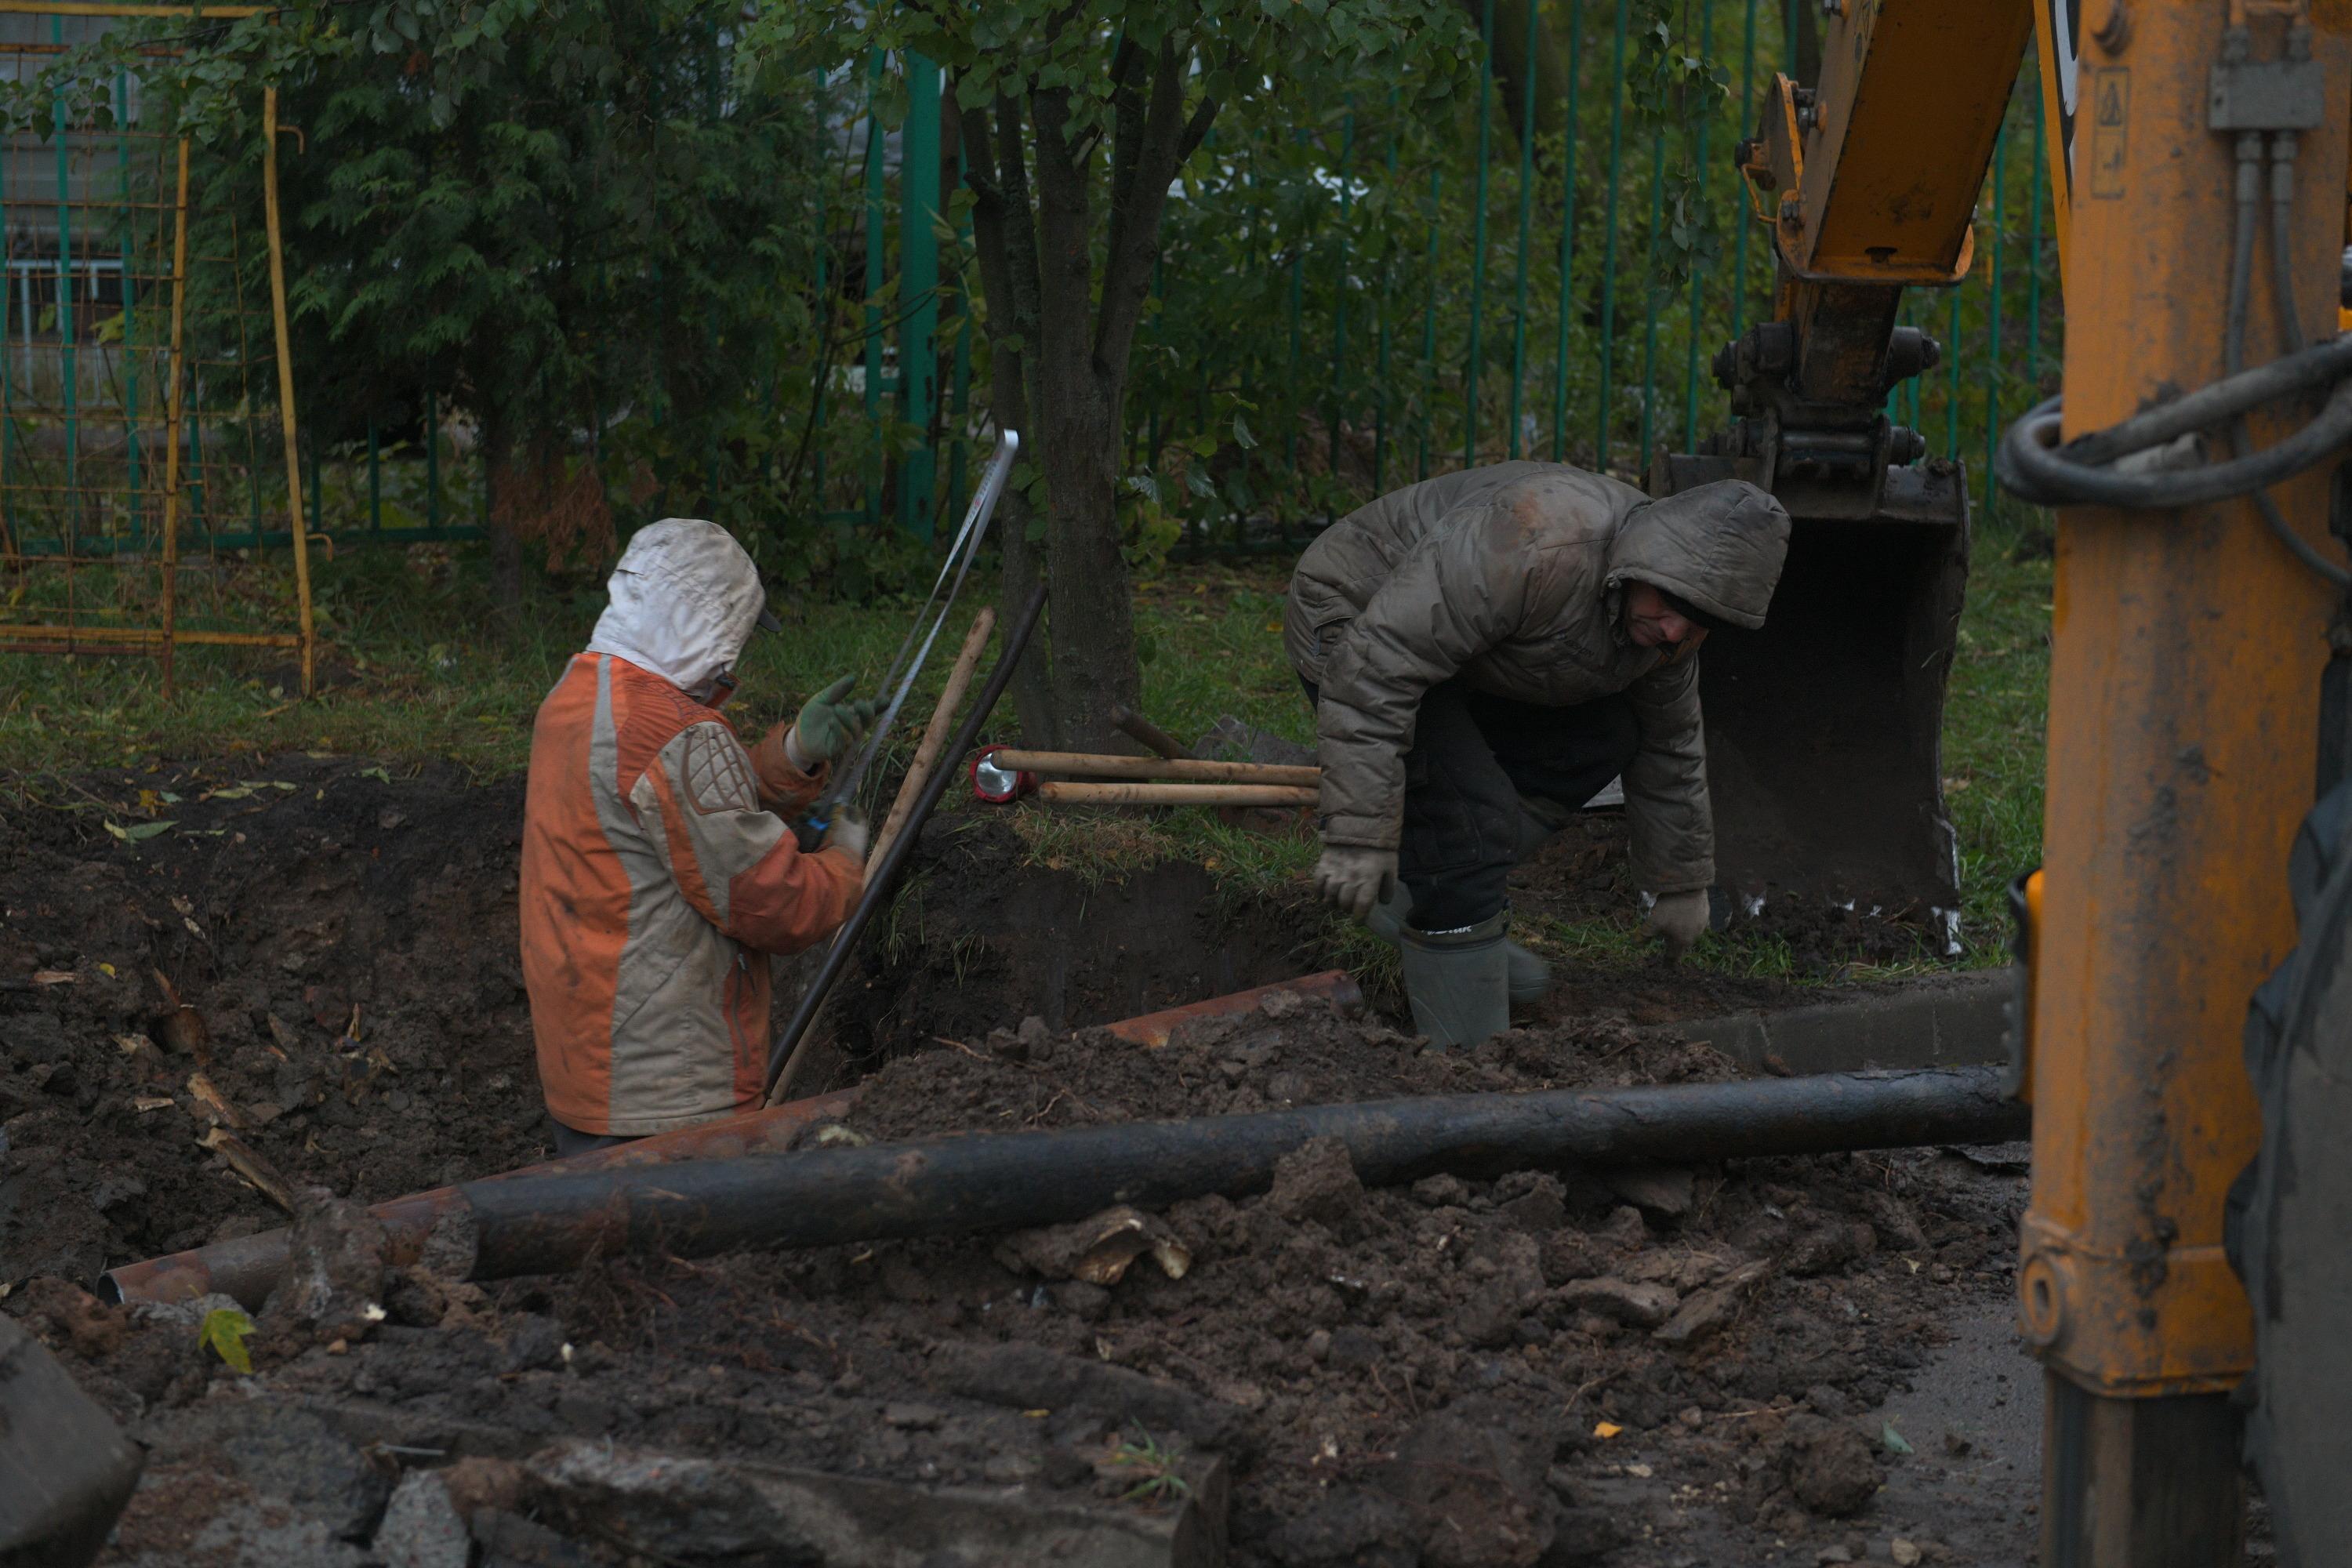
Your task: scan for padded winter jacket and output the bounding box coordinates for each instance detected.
[521,521,862,1137]
[1283,463,1789,895]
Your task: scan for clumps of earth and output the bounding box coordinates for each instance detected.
[13,984,2028,1566]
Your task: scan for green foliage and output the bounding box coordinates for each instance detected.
[200,1306,255,1374]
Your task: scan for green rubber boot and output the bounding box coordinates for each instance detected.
[1505,940,1552,1009]
[1398,911,1512,1051]
[1368,884,1548,1011]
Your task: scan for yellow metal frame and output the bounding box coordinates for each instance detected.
[0,24,314,694]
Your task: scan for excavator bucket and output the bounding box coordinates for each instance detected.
[1651,453,1971,947]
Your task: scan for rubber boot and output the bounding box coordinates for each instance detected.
[1505,941,1552,1008]
[1372,873,1548,1009]
[1398,910,1512,1051]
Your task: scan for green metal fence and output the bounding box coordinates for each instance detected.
[288,3,2062,560]
[1130,0,2063,551]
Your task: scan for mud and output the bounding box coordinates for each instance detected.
[3,761,2031,1566]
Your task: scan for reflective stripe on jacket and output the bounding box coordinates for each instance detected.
[520,652,862,1135]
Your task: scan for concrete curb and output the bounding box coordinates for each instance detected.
[1644,971,2013,1076]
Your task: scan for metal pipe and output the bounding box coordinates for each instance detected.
[766,583,1051,1098]
[992,750,1317,787]
[453,1067,2029,1283]
[104,967,1360,1308]
[1036,782,1317,808]
[1101,971,1363,1047]
[100,1091,859,1308]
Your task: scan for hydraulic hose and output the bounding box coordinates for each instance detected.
[1994,130,2352,588]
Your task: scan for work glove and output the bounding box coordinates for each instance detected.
[821,806,870,866]
[1644,888,1711,960]
[786,675,882,769]
[1313,844,1399,923]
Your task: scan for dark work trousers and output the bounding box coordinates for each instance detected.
[551,1121,638,1159]
[1305,678,1640,931]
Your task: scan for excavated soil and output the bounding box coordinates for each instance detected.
[2,760,2031,1566]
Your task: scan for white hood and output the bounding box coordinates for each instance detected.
[586,519,769,695]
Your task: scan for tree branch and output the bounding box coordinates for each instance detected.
[1094,35,1217,378]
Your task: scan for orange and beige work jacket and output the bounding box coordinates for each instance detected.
[520,652,863,1136]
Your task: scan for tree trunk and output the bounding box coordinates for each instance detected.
[960,93,1058,746]
[1029,85,1143,753]
[1462,0,1567,148]
[481,408,524,624]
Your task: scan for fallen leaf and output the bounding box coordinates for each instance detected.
[204,786,255,800]
[1594,1421,1624,1439]
[103,819,174,841]
[359,766,393,784]
[199,1306,255,1374]
[96,962,115,978]
[132,1095,174,1113]
[32,970,75,985]
[1881,1421,1915,1455]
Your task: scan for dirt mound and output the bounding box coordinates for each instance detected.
[17,996,2026,1566]
[2,760,2025,1564]
[844,989,1727,1143]
[0,755,545,1285]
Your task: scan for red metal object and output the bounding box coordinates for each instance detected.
[969,743,1037,804]
[1101,971,1363,1048]
[100,1088,861,1308]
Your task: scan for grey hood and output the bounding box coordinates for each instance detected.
[1605,480,1791,631]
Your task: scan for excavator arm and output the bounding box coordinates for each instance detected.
[1654,1,2038,935]
[1686,2,2352,1564]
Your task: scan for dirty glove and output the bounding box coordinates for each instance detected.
[821,806,870,866]
[786,675,882,769]
[1313,844,1398,923]
[1644,888,1711,959]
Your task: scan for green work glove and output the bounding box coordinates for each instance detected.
[786,675,881,769]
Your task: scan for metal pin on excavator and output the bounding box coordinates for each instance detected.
[1682,1,2352,1560]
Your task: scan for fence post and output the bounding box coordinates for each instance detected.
[1682,0,1718,451]
[1465,0,1494,471]
[1506,0,1536,461]
[1985,111,2008,506]
[1732,0,1762,353]
[898,51,940,540]
[862,50,884,530]
[2027,78,2047,390]
[1637,128,1666,468]
[1595,0,1629,473]
[1549,2,1584,462]
[1328,103,1354,504]
[1417,165,1441,481]
[52,18,78,538]
[115,70,141,533]
[1373,103,1399,494]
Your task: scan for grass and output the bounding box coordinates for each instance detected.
[0,528,2054,975]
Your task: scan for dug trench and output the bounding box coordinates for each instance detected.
[2,754,2035,1566]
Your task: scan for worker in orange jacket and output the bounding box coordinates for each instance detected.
[520,518,873,1154]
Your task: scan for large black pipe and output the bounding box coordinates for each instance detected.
[766,583,1050,1096]
[456,1065,2027,1282]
